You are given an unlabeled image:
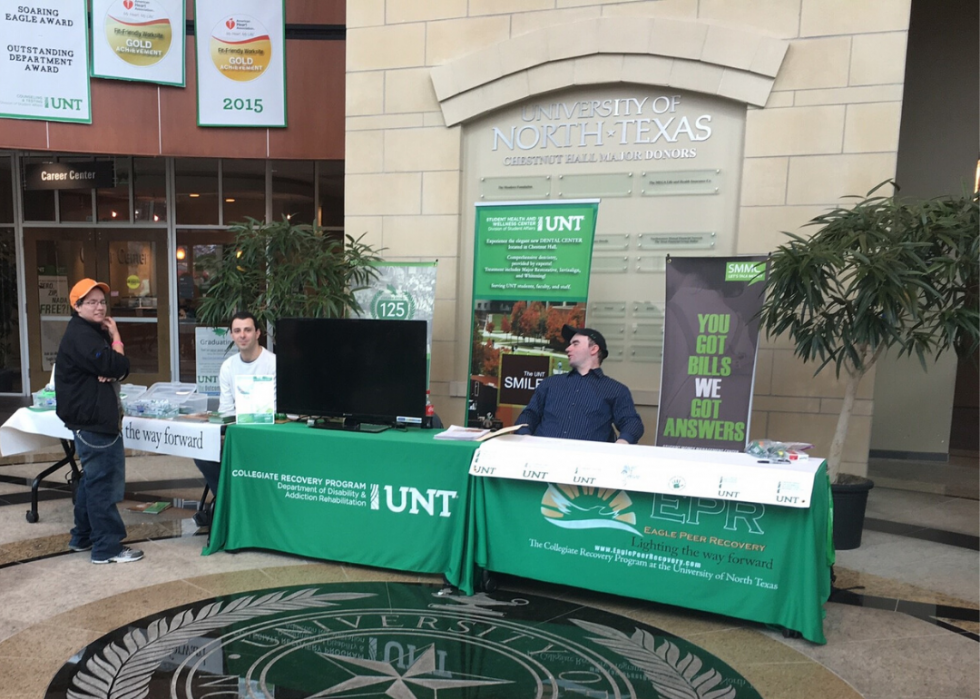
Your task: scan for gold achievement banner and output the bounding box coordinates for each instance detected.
[195,0,286,127]
[92,0,185,86]
[0,0,90,123]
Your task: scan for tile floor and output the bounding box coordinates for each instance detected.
[0,452,976,698]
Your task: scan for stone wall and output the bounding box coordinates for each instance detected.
[345,0,912,475]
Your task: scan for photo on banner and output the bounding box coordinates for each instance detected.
[656,256,768,451]
[468,201,598,428]
[351,262,438,386]
[91,0,185,86]
[0,0,90,123]
[194,327,236,395]
[194,0,286,127]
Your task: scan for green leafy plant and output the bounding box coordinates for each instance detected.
[196,218,383,335]
[760,182,979,482]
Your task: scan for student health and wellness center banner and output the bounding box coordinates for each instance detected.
[468,201,598,428]
[656,256,767,451]
[0,0,90,123]
[91,0,185,86]
[195,0,286,127]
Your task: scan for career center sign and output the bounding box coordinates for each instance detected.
[491,93,715,167]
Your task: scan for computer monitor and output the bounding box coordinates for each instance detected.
[276,318,427,426]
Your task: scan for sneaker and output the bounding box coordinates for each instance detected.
[92,547,144,564]
[193,509,212,528]
[69,542,92,552]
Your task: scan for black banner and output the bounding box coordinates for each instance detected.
[656,256,767,451]
[24,161,115,190]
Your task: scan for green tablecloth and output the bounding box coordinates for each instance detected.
[203,423,478,582]
[465,463,834,644]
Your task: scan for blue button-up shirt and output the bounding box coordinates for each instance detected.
[515,368,644,444]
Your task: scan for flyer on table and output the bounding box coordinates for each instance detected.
[235,375,275,424]
[91,0,185,86]
[0,0,90,123]
[194,0,286,127]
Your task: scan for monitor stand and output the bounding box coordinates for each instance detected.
[308,417,390,433]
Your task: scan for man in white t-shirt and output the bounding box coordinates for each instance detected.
[194,311,276,520]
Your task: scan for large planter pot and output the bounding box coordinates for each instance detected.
[831,478,874,550]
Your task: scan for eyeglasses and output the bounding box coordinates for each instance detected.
[82,299,108,307]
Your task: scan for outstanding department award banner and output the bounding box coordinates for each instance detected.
[194,0,286,127]
[468,200,598,428]
[0,1,90,123]
[91,0,185,86]
[656,256,767,451]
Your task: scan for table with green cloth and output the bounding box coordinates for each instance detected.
[203,423,479,584]
[463,463,834,644]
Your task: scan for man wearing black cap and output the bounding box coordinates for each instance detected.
[515,324,644,444]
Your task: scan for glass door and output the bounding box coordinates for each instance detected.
[23,228,170,392]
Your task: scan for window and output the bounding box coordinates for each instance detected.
[222,159,266,224]
[318,160,343,228]
[272,160,314,224]
[175,158,219,225]
[134,157,167,223]
[0,156,13,223]
[96,157,131,222]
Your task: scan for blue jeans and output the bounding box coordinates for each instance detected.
[193,458,221,496]
[71,430,127,560]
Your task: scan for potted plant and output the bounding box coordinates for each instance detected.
[196,218,383,335]
[760,182,978,549]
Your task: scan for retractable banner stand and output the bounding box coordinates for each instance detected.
[194,0,286,127]
[0,0,90,123]
[352,262,438,385]
[656,256,768,451]
[468,200,599,428]
[91,0,185,86]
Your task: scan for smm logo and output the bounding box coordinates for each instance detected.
[374,485,457,518]
[226,19,236,29]
[541,484,640,535]
[724,261,766,285]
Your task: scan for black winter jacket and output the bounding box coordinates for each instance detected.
[55,314,131,435]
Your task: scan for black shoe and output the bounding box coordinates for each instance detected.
[193,509,212,528]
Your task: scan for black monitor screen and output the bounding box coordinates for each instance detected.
[276,318,427,423]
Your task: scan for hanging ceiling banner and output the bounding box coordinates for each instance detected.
[91,0,186,86]
[194,0,286,128]
[0,0,90,123]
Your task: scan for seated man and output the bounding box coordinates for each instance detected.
[194,311,276,523]
[516,325,643,444]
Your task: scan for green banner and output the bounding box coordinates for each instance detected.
[466,465,834,644]
[468,201,599,427]
[204,423,478,578]
[657,256,768,450]
[352,262,438,386]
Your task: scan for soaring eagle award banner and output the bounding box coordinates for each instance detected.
[656,256,768,452]
[91,0,186,86]
[194,0,286,127]
[0,0,90,123]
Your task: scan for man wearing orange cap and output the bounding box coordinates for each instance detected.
[55,279,143,564]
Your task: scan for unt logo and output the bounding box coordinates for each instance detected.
[536,215,586,232]
[46,97,82,111]
[384,486,457,518]
[226,19,236,29]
